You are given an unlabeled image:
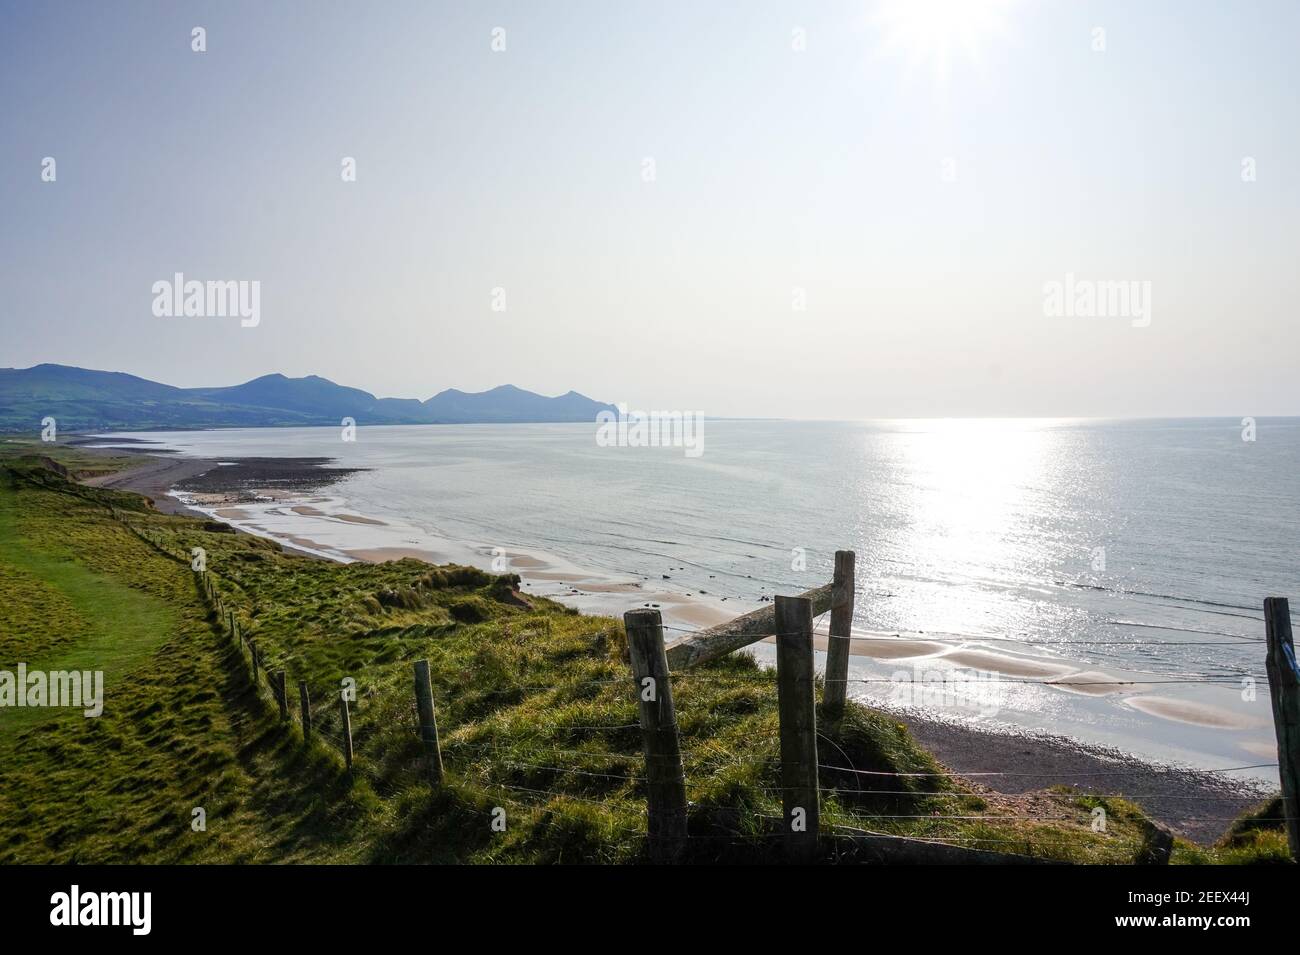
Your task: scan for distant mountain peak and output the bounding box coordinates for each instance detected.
[0,363,617,432]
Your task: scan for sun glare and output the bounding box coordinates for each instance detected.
[873,0,1017,85]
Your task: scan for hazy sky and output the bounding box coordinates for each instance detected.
[2,1,1297,418]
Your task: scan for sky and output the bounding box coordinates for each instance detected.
[2,0,1297,419]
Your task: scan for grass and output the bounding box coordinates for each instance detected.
[0,435,137,480]
[0,448,1288,864]
[0,485,178,737]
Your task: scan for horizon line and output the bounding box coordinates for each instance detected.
[6,362,1300,421]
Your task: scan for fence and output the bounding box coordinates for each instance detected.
[641,553,1300,863]
[105,508,1298,865]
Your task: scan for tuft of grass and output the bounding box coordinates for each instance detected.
[1169,796,1294,864]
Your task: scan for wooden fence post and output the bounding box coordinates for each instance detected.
[1264,596,1300,860]
[623,608,688,862]
[775,595,820,864]
[274,671,288,721]
[412,660,444,784]
[339,694,354,772]
[823,550,856,719]
[298,681,312,742]
[250,640,259,683]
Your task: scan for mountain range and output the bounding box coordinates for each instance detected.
[0,364,617,432]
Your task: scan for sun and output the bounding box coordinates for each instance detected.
[872,0,1018,86]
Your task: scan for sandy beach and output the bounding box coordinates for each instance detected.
[79,450,217,517]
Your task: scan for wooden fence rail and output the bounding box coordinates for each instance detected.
[664,582,834,670]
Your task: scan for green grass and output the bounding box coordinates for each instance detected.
[0,435,137,480]
[0,487,178,738]
[0,451,1288,864]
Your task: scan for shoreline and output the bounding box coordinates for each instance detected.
[79,450,216,517]
[76,444,1279,844]
[77,448,332,560]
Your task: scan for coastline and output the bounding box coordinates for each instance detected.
[80,450,215,517]
[77,444,1278,844]
[77,447,332,560]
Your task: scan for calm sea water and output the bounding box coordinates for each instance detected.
[103,417,1300,774]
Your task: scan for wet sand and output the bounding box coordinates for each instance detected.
[941,649,1076,680]
[1124,695,1260,730]
[292,505,385,524]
